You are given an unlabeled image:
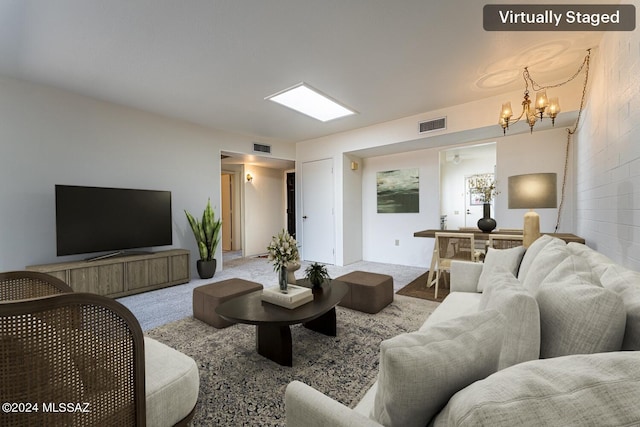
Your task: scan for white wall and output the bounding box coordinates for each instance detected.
[495,127,575,234]
[296,78,586,266]
[242,165,286,257]
[362,149,440,268]
[0,76,294,274]
[358,128,573,269]
[575,29,640,270]
[342,153,363,265]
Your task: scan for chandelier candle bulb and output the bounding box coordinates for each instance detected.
[501,102,512,118]
[535,90,549,117]
[548,98,560,125]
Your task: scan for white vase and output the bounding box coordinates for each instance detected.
[286,261,300,284]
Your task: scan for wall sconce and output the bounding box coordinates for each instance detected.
[350,161,359,171]
[246,173,253,182]
[508,173,557,248]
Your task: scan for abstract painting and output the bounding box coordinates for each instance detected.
[376,168,419,213]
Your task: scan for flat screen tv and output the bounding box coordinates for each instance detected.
[55,185,172,257]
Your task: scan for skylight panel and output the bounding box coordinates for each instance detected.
[266,83,356,122]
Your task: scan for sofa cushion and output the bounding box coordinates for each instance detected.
[478,268,540,370]
[535,254,600,294]
[432,352,640,427]
[516,234,562,282]
[566,242,616,279]
[372,310,505,427]
[144,337,199,427]
[419,292,482,331]
[520,241,570,291]
[600,264,640,350]
[476,246,525,292]
[536,279,625,358]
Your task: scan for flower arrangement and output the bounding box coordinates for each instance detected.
[468,174,499,203]
[267,230,299,272]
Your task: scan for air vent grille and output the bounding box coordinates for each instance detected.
[253,143,272,154]
[418,117,446,134]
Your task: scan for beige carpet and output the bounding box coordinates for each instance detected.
[146,294,440,426]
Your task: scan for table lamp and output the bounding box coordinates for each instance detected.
[508,173,557,248]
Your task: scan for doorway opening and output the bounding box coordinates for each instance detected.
[221,151,295,258]
[286,171,296,238]
[221,172,234,252]
[439,142,496,231]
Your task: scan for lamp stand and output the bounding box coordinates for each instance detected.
[523,209,541,248]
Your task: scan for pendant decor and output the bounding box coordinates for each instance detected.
[278,266,288,293]
[477,203,497,233]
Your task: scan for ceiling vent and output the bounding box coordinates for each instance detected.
[253,143,272,154]
[418,117,446,134]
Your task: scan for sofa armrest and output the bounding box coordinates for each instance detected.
[450,261,483,293]
[286,381,381,427]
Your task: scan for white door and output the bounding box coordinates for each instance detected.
[302,159,335,264]
[464,175,485,228]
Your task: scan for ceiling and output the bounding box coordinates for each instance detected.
[0,0,605,145]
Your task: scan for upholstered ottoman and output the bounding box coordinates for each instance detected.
[193,278,263,328]
[336,271,393,314]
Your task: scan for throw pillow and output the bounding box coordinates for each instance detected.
[479,269,540,370]
[371,310,505,427]
[432,352,640,427]
[566,242,616,278]
[477,246,525,292]
[600,264,640,350]
[517,235,564,283]
[520,242,570,291]
[537,280,625,358]
[533,254,599,295]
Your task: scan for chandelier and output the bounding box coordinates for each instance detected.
[498,49,591,135]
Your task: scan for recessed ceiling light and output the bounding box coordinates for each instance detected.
[266,83,356,122]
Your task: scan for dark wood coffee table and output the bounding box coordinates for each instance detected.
[215,279,348,366]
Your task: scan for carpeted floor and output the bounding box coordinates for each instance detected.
[396,272,450,302]
[146,294,440,427]
[118,253,432,331]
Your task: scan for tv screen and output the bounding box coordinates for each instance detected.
[55,185,172,256]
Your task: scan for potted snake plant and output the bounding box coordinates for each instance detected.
[185,198,222,279]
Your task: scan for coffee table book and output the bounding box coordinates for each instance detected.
[261,284,313,309]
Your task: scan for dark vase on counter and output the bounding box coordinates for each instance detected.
[477,203,497,233]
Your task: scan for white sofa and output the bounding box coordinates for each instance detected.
[285,235,640,426]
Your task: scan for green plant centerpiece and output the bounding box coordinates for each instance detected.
[185,198,222,279]
[304,262,331,289]
[267,230,299,293]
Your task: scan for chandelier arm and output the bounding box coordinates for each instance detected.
[554,50,591,232]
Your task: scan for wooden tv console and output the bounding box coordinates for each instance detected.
[27,249,190,298]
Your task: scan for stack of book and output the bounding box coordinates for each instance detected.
[261,284,313,309]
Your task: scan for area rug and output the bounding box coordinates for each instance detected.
[396,272,450,302]
[146,295,440,426]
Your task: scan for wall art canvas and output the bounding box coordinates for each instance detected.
[377,168,419,213]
